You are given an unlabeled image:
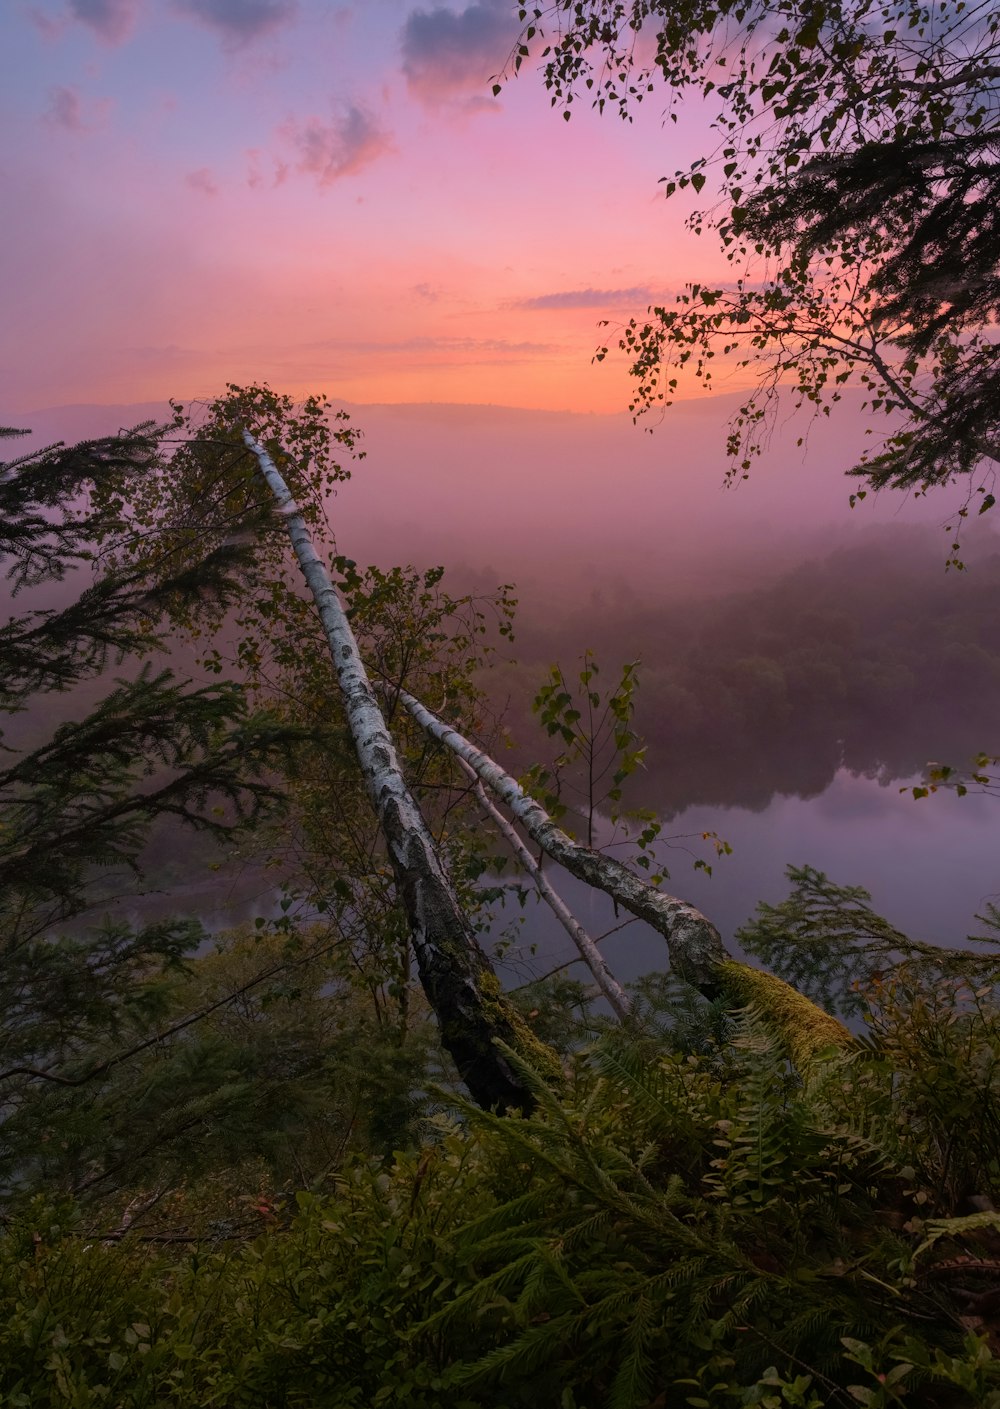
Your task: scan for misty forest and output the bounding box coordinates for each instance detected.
[6,1,1000,1406]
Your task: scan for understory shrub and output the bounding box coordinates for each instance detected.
[3,981,1000,1408]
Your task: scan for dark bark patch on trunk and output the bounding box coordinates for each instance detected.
[378,794,549,1112]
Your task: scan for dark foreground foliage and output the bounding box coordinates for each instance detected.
[5,966,1000,1409]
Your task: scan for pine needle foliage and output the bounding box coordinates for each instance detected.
[0,420,304,1209]
[738,865,1000,1018]
[0,420,299,923]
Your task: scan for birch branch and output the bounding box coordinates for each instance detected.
[397,688,728,995]
[238,428,542,1112]
[455,755,633,1021]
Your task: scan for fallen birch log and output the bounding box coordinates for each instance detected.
[455,755,633,1020]
[397,688,728,994]
[240,428,549,1112]
[399,690,853,1061]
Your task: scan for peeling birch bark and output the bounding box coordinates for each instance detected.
[455,756,633,1021]
[398,689,728,995]
[239,429,542,1112]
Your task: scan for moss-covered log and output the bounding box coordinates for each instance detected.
[718,960,853,1067]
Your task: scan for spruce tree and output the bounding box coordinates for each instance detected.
[0,423,297,1199]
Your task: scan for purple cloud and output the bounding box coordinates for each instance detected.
[400,0,517,103]
[186,167,219,195]
[515,287,656,310]
[282,105,392,186]
[171,0,297,44]
[43,84,112,132]
[45,86,86,131]
[63,0,138,43]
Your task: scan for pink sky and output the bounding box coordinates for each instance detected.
[0,0,729,414]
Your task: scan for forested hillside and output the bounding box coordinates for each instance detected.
[499,529,1000,814]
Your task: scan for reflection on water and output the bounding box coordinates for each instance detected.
[75,768,1000,998]
[98,765,1000,988]
[497,769,1000,989]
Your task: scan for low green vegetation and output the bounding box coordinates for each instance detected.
[5,946,1000,1408]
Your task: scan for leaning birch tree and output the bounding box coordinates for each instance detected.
[453,752,634,1021]
[397,688,728,994]
[396,687,853,1066]
[103,385,555,1113]
[234,425,544,1112]
[104,384,854,1097]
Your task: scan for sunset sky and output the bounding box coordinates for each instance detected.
[0,0,724,414]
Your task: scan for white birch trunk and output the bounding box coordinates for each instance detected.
[398,688,728,994]
[239,429,538,1111]
[455,756,633,1021]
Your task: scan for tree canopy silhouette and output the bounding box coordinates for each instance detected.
[0,421,298,1162]
[512,0,1000,539]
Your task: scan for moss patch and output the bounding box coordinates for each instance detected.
[719,960,852,1068]
[480,971,563,1086]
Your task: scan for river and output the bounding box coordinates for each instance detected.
[494,769,1000,993]
[12,397,1000,991]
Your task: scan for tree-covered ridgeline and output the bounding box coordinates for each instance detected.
[496,528,1000,814]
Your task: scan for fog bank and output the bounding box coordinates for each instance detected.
[9,393,994,611]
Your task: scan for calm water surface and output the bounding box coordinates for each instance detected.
[497,769,1000,988]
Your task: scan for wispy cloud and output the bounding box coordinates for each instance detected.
[514,287,656,310]
[171,0,297,45]
[281,105,392,186]
[307,334,562,359]
[185,167,219,195]
[246,147,289,188]
[43,85,112,132]
[34,0,140,44]
[400,0,517,106]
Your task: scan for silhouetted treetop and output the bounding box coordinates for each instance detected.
[513,0,1000,531]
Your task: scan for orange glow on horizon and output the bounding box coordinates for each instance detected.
[1,3,739,419]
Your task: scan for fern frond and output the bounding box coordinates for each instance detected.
[721,961,853,1068]
[609,1293,658,1409]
